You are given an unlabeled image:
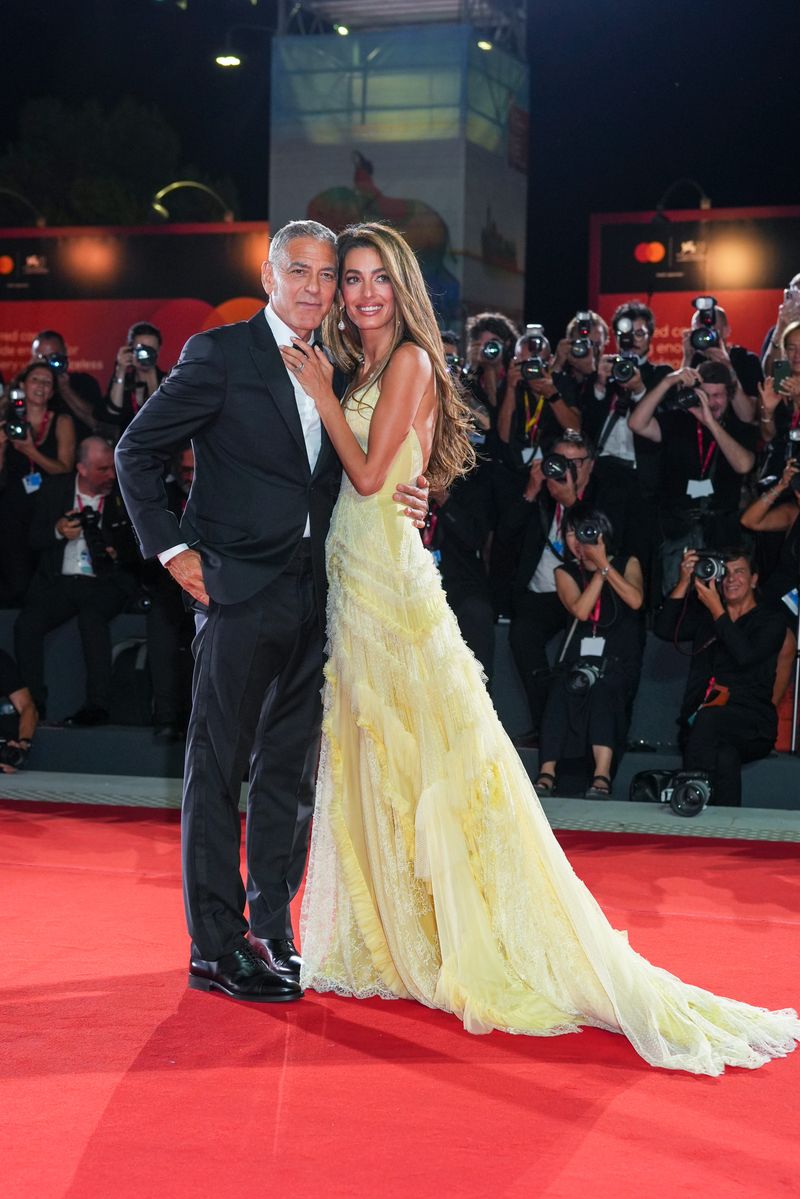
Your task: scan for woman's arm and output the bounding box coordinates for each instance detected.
[740,462,800,532]
[555,564,604,623]
[17,413,76,475]
[282,341,435,496]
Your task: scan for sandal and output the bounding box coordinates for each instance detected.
[585,774,612,799]
[535,772,557,795]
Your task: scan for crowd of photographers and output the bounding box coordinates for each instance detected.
[432,275,800,810]
[2,280,800,809]
[0,323,193,771]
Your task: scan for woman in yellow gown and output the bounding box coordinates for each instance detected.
[278,222,799,1075]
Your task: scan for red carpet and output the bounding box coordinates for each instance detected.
[1,800,798,1199]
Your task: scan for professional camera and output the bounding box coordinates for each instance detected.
[574,518,601,545]
[667,771,713,817]
[131,342,158,369]
[445,351,463,375]
[541,452,577,482]
[4,387,29,440]
[521,357,548,381]
[42,351,68,374]
[570,312,593,359]
[694,554,727,582]
[480,339,503,363]
[614,316,635,352]
[566,659,605,695]
[518,323,549,380]
[77,508,114,575]
[662,386,701,413]
[690,296,719,350]
[788,429,800,463]
[610,354,638,384]
[0,739,27,769]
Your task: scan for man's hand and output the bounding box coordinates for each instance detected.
[528,374,558,399]
[689,387,717,430]
[672,548,700,598]
[523,457,544,502]
[619,367,645,394]
[505,358,523,392]
[694,575,725,619]
[56,512,83,540]
[165,548,209,607]
[596,355,614,388]
[393,475,429,528]
[667,365,701,389]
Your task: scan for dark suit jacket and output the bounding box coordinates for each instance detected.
[28,473,139,588]
[114,310,343,619]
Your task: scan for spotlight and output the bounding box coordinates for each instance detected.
[334,23,349,36]
[477,39,493,51]
[215,53,242,67]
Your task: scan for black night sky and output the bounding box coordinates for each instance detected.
[2,0,797,335]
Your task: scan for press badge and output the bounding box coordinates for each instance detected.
[22,473,42,495]
[686,478,713,499]
[580,636,606,657]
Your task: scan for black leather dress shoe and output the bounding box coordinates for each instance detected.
[246,933,302,984]
[153,722,183,743]
[63,705,109,727]
[189,940,302,1003]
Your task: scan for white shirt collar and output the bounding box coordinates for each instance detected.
[264,303,316,349]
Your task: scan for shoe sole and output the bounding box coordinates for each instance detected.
[188,974,303,1003]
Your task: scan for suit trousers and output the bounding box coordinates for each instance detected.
[183,546,324,959]
[683,704,774,808]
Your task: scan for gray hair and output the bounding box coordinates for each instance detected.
[78,435,114,465]
[268,220,336,266]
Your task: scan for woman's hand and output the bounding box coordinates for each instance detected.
[279,339,335,407]
[778,375,800,402]
[581,534,610,572]
[758,377,783,414]
[779,459,800,491]
[10,428,37,457]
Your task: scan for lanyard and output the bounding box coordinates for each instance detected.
[33,410,53,447]
[696,425,717,478]
[523,392,545,441]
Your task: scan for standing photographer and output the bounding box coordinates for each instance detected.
[628,360,756,592]
[497,326,581,471]
[680,301,761,423]
[103,322,166,440]
[653,549,785,806]
[755,321,800,484]
[536,505,645,798]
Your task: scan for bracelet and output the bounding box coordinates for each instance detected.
[114,376,126,385]
[599,566,610,577]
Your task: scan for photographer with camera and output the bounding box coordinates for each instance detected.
[761,272,800,376]
[741,458,800,621]
[0,362,77,602]
[497,325,581,471]
[499,430,633,744]
[547,310,609,418]
[535,504,645,797]
[0,648,38,773]
[463,312,519,460]
[14,436,139,726]
[680,300,761,423]
[104,322,166,440]
[755,321,800,480]
[32,330,102,440]
[653,548,785,807]
[628,360,756,592]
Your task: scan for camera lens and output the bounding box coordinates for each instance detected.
[46,352,68,374]
[542,453,568,481]
[611,356,637,383]
[521,357,546,381]
[575,520,599,545]
[670,777,711,817]
[690,327,719,351]
[693,556,726,582]
[481,340,502,362]
[570,337,591,359]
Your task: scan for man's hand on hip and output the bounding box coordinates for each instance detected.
[165,548,209,607]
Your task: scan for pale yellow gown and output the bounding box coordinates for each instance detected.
[299,384,800,1075]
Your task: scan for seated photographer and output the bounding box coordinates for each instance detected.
[423,467,495,684]
[497,326,581,472]
[0,648,38,774]
[14,436,139,726]
[499,431,633,744]
[0,362,77,602]
[537,506,644,797]
[680,300,761,424]
[31,329,102,440]
[653,549,786,807]
[755,321,800,484]
[103,322,166,440]
[628,360,756,592]
[760,271,800,375]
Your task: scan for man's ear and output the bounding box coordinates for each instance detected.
[261,259,273,298]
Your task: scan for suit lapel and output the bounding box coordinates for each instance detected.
[248,311,310,469]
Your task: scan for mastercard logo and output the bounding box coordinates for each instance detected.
[0,254,14,276]
[634,242,666,264]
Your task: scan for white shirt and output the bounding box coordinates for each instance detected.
[528,507,562,594]
[159,303,320,564]
[60,485,104,577]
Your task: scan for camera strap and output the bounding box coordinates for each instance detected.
[557,618,579,664]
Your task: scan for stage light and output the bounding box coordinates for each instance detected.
[477,39,493,51]
[151,181,234,222]
[215,53,242,67]
[334,24,349,36]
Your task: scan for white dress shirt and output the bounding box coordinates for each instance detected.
[59,485,104,577]
[159,303,320,565]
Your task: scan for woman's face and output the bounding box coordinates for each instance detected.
[23,367,55,404]
[340,246,396,335]
[784,329,800,376]
[565,528,588,564]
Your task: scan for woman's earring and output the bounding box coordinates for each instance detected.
[337,311,346,331]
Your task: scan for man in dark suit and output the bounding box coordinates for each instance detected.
[15,436,139,724]
[115,220,427,1004]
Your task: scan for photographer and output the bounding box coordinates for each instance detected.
[547,310,609,417]
[628,360,756,592]
[14,437,139,726]
[499,431,632,744]
[104,322,166,440]
[761,271,800,376]
[32,329,102,440]
[741,458,800,621]
[0,362,77,602]
[0,648,38,773]
[463,312,519,460]
[536,505,645,797]
[755,321,800,484]
[497,327,581,471]
[680,301,761,423]
[653,549,785,806]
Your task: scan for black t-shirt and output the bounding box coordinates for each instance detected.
[690,345,763,397]
[656,405,756,513]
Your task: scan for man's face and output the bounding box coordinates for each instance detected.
[721,557,756,604]
[616,317,651,357]
[698,381,729,420]
[32,334,66,362]
[546,442,593,500]
[78,447,116,496]
[691,310,731,342]
[261,236,338,339]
